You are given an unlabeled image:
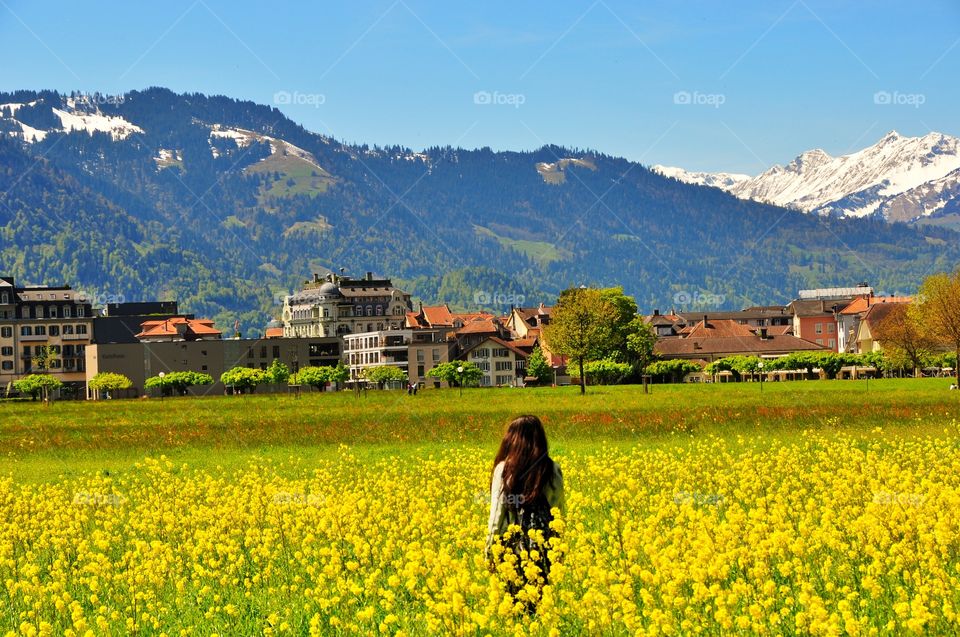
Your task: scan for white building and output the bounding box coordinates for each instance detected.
[344,329,412,381]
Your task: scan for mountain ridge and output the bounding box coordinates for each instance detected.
[2,88,958,333]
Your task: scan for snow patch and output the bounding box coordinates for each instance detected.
[52,107,143,140]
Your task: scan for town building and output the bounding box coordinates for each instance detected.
[85,335,341,398]
[282,271,412,338]
[836,295,911,353]
[653,318,826,362]
[0,277,93,395]
[343,328,412,381]
[462,336,530,387]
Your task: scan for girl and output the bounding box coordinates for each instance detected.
[485,415,565,604]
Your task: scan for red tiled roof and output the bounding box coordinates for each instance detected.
[136,317,221,339]
[685,319,756,338]
[840,295,911,315]
[655,334,826,357]
[455,318,501,335]
[463,336,530,359]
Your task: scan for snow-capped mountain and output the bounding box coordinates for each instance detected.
[654,131,960,225]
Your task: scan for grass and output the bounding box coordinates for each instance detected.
[2,378,957,482]
[245,150,336,202]
[474,225,572,266]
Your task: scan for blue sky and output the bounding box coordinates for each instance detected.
[1,0,957,172]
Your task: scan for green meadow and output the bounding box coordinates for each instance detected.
[2,378,957,483]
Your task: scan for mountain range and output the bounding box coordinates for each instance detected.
[654,131,960,228]
[1,88,958,333]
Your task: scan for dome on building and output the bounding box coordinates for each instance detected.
[318,281,341,296]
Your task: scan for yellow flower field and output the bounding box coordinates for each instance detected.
[3,429,960,635]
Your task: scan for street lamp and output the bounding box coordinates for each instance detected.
[457,365,464,397]
[158,371,165,401]
[758,361,764,393]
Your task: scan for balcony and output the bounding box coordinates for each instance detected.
[61,333,90,341]
[19,334,48,342]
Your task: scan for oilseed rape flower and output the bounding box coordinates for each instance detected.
[1,434,960,634]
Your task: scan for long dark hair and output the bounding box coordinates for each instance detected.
[493,415,554,506]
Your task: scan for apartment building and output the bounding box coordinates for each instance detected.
[343,328,412,381]
[0,277,93,395]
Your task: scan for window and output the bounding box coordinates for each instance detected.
[75,345,85,356]
[432,349,440,362]
[816,339,823,345]
[63,306,71,318]
[0,293,7,304]
[75,325,87,335]
[827,323,835,333]
[1,346,11,356]
[77,306,85,317]
[48,306,58,318]
[366,306,373,316]
[260,346,267,358]
[49,326,59,336]
[273,346,280,358]
[62,345,74,357]
[34,325,46,336]
[248,349,254,358]
[20,326,31,336]
[1,327,10,338]
[828,339,836,349]
[62,325,74,335]
[417,350,424,362]
[0,361,11,371]
[815,323,823,334]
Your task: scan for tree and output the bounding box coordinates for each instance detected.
[871,303,934,376]
[361,365,407,388]
[291,366,330,390]
[32,344,59,374]
[581,359,632,385]
[328,361,349,386]
[544,287,619,394]
[625,317,657,375]
[645,359,701,383]
[266,359,290,384]
[526,346,553,385]
[220,367,268,394]
[13,374,63,401]
[598,287,640,360]
[426,361,483,387]
[145,371,214,396]
[914,270,960,382]
[88,372,133,397]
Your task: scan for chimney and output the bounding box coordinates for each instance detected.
[759,327,768,339]
[703,314,709,326]
[366,271,373,281]
[653,309,660,316]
